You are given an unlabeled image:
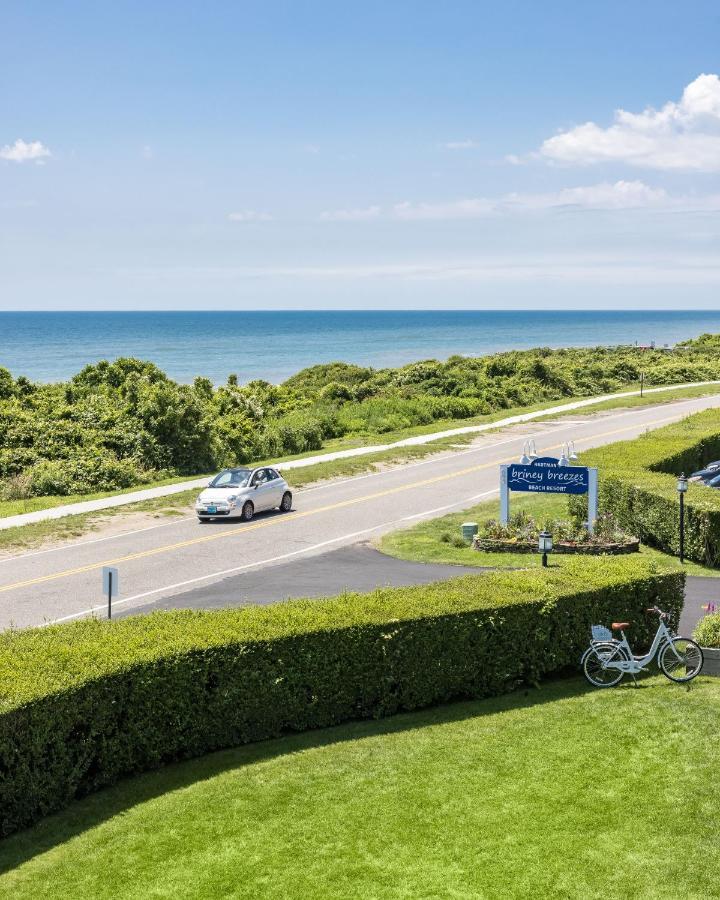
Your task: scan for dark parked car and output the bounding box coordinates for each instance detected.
[690,460,720,480]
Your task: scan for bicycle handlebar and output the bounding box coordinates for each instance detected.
[645,606,668,618]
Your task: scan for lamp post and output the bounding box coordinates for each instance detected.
[677,474,688,564]
[538,530,553,568]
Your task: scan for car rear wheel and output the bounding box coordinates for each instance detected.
[280,491,292,512]
[241,501,254,521]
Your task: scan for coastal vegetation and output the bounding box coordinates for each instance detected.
[1,335,719,499]
[0,558,680,836]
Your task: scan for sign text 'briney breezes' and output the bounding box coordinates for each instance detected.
[506,456,590,495]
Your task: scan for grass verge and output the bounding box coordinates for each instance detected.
[1,675,717,898]
[0,434,475,553]
[379,492,720,577]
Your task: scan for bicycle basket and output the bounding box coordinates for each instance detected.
[591,625,613,642]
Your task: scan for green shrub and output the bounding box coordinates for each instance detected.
[571,408,720,565]
[693,613,720,647]
[0,558,683,837]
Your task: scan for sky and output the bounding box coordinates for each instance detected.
[2,1,720,310]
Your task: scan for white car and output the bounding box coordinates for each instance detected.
[195,466,292,522]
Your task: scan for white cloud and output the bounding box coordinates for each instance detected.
[506,180,670,210]
[0,139,51,163]
[119,255,720,287]
[319,205,381,222]
[393,198,495,220]
[539,74,720,171]
[227,210,273,222]
[442,140,479,150]
[392,181,713,218]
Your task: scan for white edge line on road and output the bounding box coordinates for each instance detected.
[4,394,717,566]
[47,489,502,626]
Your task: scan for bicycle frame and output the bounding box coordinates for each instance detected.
[597,619,680,674]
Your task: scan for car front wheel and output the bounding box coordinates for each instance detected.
[241,501,254,521]
[280,491,293,512]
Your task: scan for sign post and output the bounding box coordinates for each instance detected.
[102,566,119,620]
[499,456,599,533]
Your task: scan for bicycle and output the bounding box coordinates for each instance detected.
[581,606,704,688]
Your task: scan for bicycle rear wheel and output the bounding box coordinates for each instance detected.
[583,642,628,688]
[658,638,704,683]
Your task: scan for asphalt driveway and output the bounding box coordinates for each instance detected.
[122,542,715,637]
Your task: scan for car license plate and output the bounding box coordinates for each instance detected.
[207,505,217,514]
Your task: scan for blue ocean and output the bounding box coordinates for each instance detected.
[2,310,720,385]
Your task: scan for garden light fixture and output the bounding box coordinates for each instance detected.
[538,530,553,567]
[677,473,687,564]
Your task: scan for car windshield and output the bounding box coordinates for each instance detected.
[209,469,251,488]
[707,473,720,487]
[692,462,720,477]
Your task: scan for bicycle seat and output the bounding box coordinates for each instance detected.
[611,622,630,630]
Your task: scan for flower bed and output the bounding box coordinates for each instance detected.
[472,536,639,555]
[471,509,638,556]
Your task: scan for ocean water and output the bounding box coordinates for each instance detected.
[2,310,720,385]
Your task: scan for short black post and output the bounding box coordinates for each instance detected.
[108,570,113,620]
[542,552,548,568]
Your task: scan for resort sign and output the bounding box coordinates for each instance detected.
[506,457,589,494]
[500,455,599,532]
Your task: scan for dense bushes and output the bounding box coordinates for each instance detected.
[572,409,720,565]
[1,338,720,498]
[0,558,683,836]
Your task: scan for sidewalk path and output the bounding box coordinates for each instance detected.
[1,380,718,533]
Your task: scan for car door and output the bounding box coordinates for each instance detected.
[265,468,284,507]
[250,469,273,511]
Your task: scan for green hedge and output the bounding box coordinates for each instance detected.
[571,409,720,565]
[0,559,683,837]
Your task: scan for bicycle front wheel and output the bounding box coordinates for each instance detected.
[583,642,628,688]
[658,638,704,683]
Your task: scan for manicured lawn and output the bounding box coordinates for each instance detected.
[380,492,720,578]
[1,675,718,898]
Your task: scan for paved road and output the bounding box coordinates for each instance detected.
[2,394,719,631]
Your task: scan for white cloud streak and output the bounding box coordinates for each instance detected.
[118,256,720,286]
[442,140,479,150]
[228,210,273,222]
[388,182,720,220]
[0,139,51,163]
[319,205,381,222]
[539,74,720,171]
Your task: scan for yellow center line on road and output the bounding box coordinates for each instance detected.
[0,415,679,596]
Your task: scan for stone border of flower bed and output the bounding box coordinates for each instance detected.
[701,648,720,676]
[472,537,640,556]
